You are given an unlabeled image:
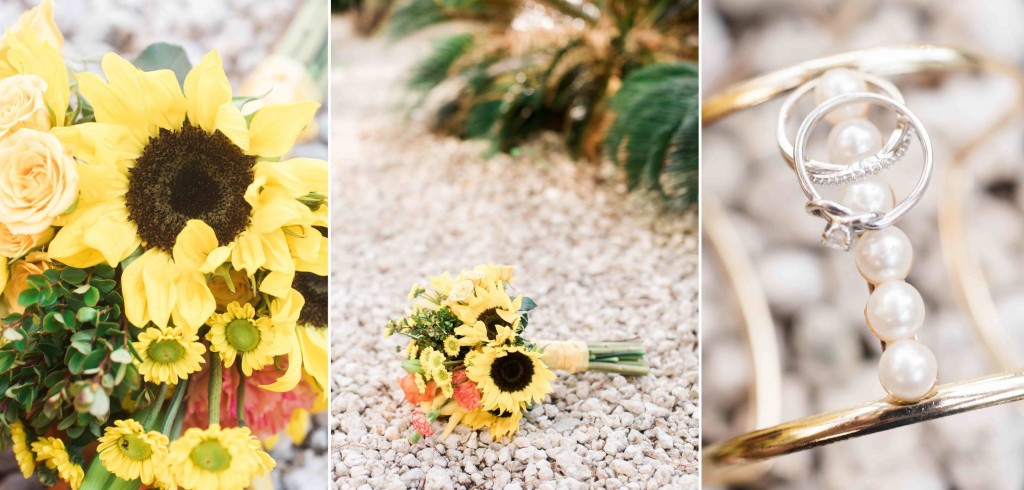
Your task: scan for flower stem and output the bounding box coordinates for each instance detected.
[80,453,114,489]
[161,378,189,435]
[236,364,246,428]
[208,358,223,426]
[143,383,169,431]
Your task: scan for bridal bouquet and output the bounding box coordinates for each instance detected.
[385,264,648,442]
[0,2,328,489]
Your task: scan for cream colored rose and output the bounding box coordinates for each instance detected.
[0,222,52,258]
[0,129,78,235]
[0,75,52,139]
[208,269,256,312]
[447,279,476,303]
[3,251,51,313]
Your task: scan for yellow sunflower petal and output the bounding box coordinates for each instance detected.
[258,330,302,393]
[183,50,232,133]
[171,269,215,333]
[124,250,178,328]
[260,229,294,273]
[171,220,219,271]
[80,53,186,146]
[297,325,328,394]
[5,27,68,126]
[231,230,266,275]
[259,270,294,298]
[82,206,140,266]
[51,123,139,167]
[214,101,249,151]
[246,101,319,158]
[286,408,310,445]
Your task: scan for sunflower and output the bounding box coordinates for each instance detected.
[451,285,522,346]
[47,50,327,331]
[97,419,169,485]
[465,345,554,413]
[207,302,282,375]
[167,424,275,490]
[134,325,206,385]
[257,272,328,396]
[462,406,525,440]
[10,420,34,478]
[31,437,83,490]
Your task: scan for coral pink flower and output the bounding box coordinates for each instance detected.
[451,369,482,411]
[184,357,318,439]
[411,411,433,437]
[398,373,437,405]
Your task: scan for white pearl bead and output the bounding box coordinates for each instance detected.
[840,178,894,214]
[878,340,937,401]
[866,281,925,341]
[814,68,870,123]
[856,228,913,284]
[827,119,883,165]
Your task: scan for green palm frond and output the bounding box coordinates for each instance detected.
[408,33,476,91]
[606,62,698,209]
[388,0,518,38]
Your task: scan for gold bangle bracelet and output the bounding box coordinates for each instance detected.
[703,44,1024,484]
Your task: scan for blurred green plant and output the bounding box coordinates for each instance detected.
[397,0,699,208]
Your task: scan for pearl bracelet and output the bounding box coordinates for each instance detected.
[782,68,937,402]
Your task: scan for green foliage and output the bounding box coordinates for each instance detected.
[132,43,193,86]
[0,265,144,449]
[409,33,476,92]
[388,0,516,39]
[606,62,699,209]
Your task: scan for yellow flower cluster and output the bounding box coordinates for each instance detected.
[397,264,555,441]
[96,420,273,490]
[0,0,69,315]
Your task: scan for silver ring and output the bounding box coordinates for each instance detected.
[777,73,910,181]
[793,92,933,244]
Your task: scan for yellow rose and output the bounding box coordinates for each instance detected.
[0,129,78,235]
[447,279,475,303]
[3,251,51,313]
[0,222,52,259]
[0,0,63,57]
[0,74,52,139]
[208,269,255,311]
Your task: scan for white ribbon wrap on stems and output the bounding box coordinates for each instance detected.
[535,340,589,373]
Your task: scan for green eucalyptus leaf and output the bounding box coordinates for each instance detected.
[132,42,192,86]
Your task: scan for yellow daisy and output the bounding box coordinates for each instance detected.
[462,405,525,440]
[168,424,275,490]
[451,285,522,346]
[433,367,453,397]
[46,50,327,331]
[31,437,83,490]
[207,301,282,376]
[96,418,168,485]
[465,345,554,413]
[443,336,460,356]
[10,420,34,478]
[134,325,206,385]
[406,340,420,359]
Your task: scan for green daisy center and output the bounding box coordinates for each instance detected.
[148,339,186,364]
[226,319,261,352]
[117,434,153,461]
[190,439,232,472]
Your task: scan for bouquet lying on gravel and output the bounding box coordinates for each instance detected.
[0,2,328,489]
[385,264,649,442]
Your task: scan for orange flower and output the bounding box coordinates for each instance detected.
[398,373,437,405]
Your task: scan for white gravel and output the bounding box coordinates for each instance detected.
[328,16,699,490]
[704,1,1024,488]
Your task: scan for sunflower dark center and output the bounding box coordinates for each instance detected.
[126,121,254,252]
[488,409,514,418]
[293,271,328,328]
[476,308,510,340]
[489,351,534,392]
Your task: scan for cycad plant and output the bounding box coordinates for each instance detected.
[396,0,698,208]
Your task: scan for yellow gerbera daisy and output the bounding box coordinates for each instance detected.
[451,285,522,346]
[10,420,34,478]
[96,418,169,485]
[207,301,282,375]
[462,405,525,440]
[168,424,275,490]
[134,325,206,385]
[46,50,327,331]
[465,345,554,413]
[443,336,460,356]
[31,437,83,490]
